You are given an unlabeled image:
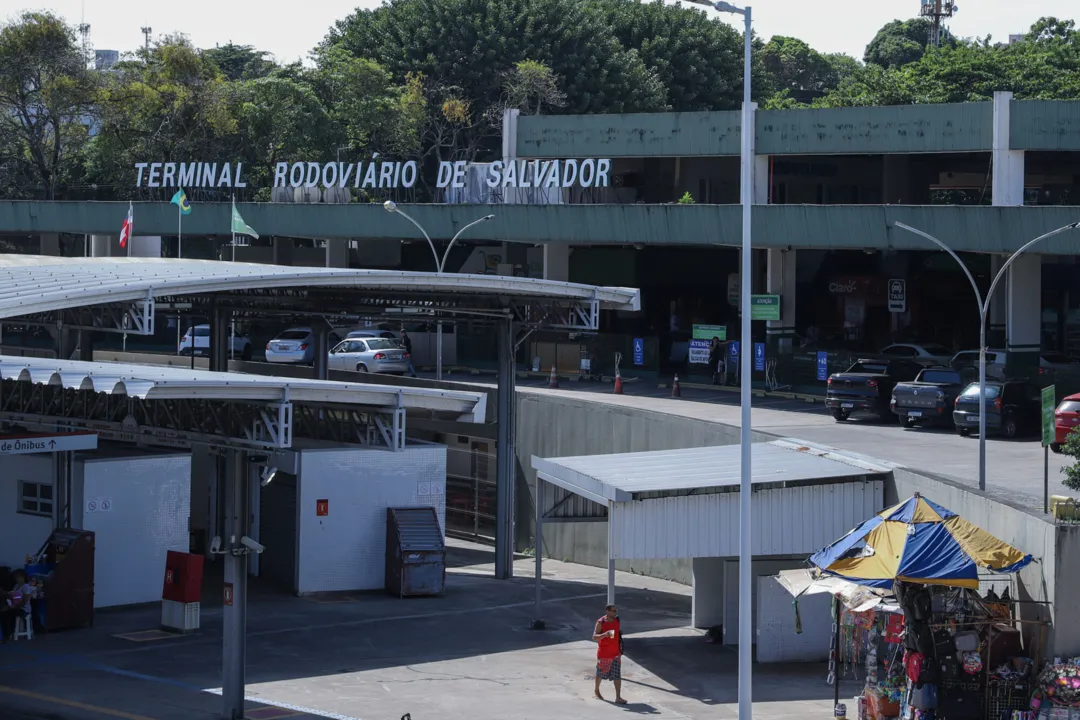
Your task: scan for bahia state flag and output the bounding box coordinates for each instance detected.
[171,188,192,215]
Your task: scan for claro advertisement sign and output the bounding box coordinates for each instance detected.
[133,158,613,190]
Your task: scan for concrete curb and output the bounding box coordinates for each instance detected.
[654,380,823,403]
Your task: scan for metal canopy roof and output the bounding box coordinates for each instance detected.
[0,355,485,422]
[531,440,894,504]
[0,255,641,319]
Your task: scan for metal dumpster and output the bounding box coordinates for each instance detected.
[385,507,446,597]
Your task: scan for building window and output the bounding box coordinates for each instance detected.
[18,481,53,517]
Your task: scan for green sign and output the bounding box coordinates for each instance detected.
[1042,385,1057,447]
[750,295,781,321]
[692,324,727,341]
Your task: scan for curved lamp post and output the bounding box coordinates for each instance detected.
[383,200,496,379]
[892,220,1080,492]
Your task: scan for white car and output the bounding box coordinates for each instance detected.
[880,343,954,365]
[346,329,402,344]
[328,337,410,374]
[264,327,342,365]
[179,324,253,360]
[950,349,1007,380]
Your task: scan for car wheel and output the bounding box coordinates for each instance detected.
[356,363,368,373]
[832,410,850,422]
[1003,418,1018,439]
[241,345,253,361]
[1051,443,1063,454]
[958,428,971,437]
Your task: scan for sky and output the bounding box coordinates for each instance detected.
[12,0,1078,65]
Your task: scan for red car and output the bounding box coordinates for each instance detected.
[1052,393,1080,452]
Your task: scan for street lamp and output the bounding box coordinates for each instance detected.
[892,221,1080,492]
[383,200,496,379]
[686,3,753,720]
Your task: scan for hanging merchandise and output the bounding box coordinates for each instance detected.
[962,651,984,675]
[885,613,904,644]
[1037,664,1080,708]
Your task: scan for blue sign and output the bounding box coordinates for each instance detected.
[817,351,829,381]
[729,341,740,357]
[754,343,765,372]
[632,338,644,366]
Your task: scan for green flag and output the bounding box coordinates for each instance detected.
[231,201,259,239]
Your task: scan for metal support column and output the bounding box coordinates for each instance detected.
[531,474,545,629]
[312,322,330,381]
[220,449,249,720]
[209,305,229,372]
[494,318,517,580]
[77,330,94,362]
[606,500,615,605]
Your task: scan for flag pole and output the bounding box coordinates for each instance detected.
[178,193,183,259]
[229,194,236,362]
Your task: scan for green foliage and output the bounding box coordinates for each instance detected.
[1062,428,1080,491]
[761,36,859,99]
[864,18,942,69]
[503,60,566,116]
[677,191,695,204]
[202,43,276,81]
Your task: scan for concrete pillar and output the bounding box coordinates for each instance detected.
[691,557,725,630]
[992,92,1025,207]
[542,244,570,281]
[753,155,769,205]
[766,249,796,354]
[324,240,349,268]
[1006,253,1041,372]
[91,235,117,257]
[883,155,911,204]
[988,255,1008,346]
[39,233,61,256]
[128,236,162,258]
[273,238,294,267]
[502,108,520,164]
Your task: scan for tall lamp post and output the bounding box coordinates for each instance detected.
[686,2,753,719]
[892,220,1080,491]
[383,200,495,379]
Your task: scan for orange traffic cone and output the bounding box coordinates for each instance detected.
[548,365,559,388]
[672,374,682,398]
[613,369,623,394]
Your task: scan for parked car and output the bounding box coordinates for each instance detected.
[891,367,966,428]
[1052,393,1080,453]
[178,324,253,360]
[949,349,1007,380]
[825,358,924,421]
[952,380,1042,439]
[327,337,410,374]
[880,343,954,365]
[346,329,402,344]
[1038,352,1080,376]
[264,327,342,365]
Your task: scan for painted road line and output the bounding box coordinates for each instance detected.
[0,684,158,720]
[203,689,365,720]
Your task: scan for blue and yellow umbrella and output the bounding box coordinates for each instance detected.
[808,493,1032,589]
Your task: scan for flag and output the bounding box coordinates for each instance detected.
[171,188,192,215]
[119,202,133,249]
[231,201,259,239]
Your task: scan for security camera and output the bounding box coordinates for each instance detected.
[210,536,222,554]
[240,536,265,554]
[260,466,278,487]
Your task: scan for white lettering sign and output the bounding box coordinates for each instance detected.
[0,432,98,455]
[134,158,611,189]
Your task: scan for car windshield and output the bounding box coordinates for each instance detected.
[961,384,1001,399]
[848,363,888,374]
[194,327,210,337]
[366,339,397,350]
[922,344,952,355]
[920,370,959,383]
[1042,353,1073,364]
[1060,400,1080,413]
[276,330,310,340]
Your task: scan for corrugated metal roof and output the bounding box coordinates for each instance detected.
[532,439,894,504]
[0,355,486,422]
[0,255,640,318]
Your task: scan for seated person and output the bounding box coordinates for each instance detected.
[0,570,35,642]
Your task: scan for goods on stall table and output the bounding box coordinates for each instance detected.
[1037,665,1080,709]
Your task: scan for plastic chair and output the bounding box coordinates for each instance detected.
[13,614,33,641]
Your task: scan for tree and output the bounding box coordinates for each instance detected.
[1062,428,1080,491]
[502,60,565,116]
[864,18,937,69]
[761,36,858,100]
[202,43,276,81]
[0,12,97,199]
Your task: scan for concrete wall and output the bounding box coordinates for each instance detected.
[0,455,55,568]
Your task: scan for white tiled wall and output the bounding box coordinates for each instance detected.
[77,454,192,608]
[0,455,55,568]
[296,444,446,594]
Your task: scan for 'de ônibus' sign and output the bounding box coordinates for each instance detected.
[133,158,613,190]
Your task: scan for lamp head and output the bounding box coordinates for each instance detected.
[715,1,742,13]
[482,214,495,221]
[383,200,398,213]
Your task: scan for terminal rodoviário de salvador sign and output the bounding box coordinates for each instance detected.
[133,158,614,190]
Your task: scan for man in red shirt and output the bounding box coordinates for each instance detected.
[592,604,627,704]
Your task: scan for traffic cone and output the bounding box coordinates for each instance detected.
[613,369,623,394]
[548,365,559,389]
[672,374,682,398]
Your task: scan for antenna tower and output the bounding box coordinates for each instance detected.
[140,26,152,55]
[919,0,958,47]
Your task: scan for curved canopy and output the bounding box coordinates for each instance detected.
[808,494,1033,589]
[0,255,640,319]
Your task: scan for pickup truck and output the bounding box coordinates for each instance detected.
[891,367,966,428]
[825,359,923,422]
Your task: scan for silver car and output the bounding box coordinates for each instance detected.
[264,328,342,364]
[328,337,410,374]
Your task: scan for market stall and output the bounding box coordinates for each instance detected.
[797,493,1057,720]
